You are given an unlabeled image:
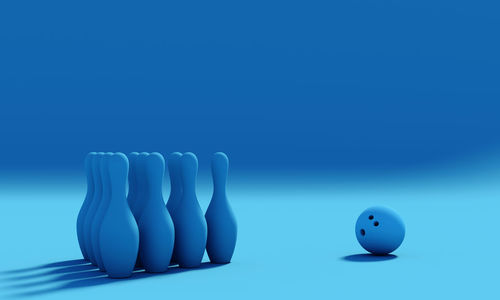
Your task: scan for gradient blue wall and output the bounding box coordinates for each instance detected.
[1,0,499,172]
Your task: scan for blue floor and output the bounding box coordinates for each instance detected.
[0,165,499,299]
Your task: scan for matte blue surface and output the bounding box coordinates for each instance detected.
[1,163,499,299]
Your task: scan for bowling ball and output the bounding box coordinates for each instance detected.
[355,206,405,255]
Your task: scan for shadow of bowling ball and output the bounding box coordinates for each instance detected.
[342,253,398,262]
[355,206,405,255]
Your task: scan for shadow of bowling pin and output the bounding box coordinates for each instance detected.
[172,153,207,268]
[99,153,139,278]
[76,152,96,260]
[205,152,237,264]
[137,153,175,273]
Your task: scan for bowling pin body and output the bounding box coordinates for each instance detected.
[172,153,207,268]
[166,152,183,215]
[76,152,96,260]
[130,152,149,268]
[205,152,237,264]
[166,152,183,263]
[91,153,112,271]
[130,152,149,221]
[100,153,139,278]
[138,153,175,273]
[126,152,139,216]
[83,152,104,265]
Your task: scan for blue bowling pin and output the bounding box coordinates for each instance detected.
[100,152,139,278]
[166,152,183,263]
[138,152,175,272]
[172,152,207,268]
[83,152,104,265]
[126,152,139,214]
[166,152,183,215]
[205,152,237,264]
[130,152,150,221]
[129,152,150,268]
[91,152,113,271]
[76,152,96,260]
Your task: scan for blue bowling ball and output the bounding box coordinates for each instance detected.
[355,206,405,255]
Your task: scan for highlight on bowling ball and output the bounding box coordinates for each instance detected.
[355,206,405,255]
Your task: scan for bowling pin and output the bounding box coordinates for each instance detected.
[130,152,150,221]
[138,152,175,273]
[128,152,152,268]
[91,152,113,271]
[76,152,96,260]
[166,152,183,215]
[172,152,207,268]
[205,152,237,263]
[100,152,139,278]
[126,152,139,215]
[83,152,104,265]
[166,152,182,264]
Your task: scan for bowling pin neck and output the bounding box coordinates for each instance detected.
[168,153,183,193]
[127,160,136,196]
[144,152,165,203]
[212,174,227,191]
[182,178,196,198]
[211,152,228,200]
[169,171,182,192]
[108,153,129,208]
[146,177,163,200]
[212,182,227,199]
[211,174,227,203]
[211,190,228,205]
[171,184,182,195]
[93,157,103,189]
[85,157,95,195]
[180,152,198,199]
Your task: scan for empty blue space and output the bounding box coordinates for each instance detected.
[1,0,500,172]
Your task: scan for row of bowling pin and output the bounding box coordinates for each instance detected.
[76,151,237,278]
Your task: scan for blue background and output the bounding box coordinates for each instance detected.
[1,1,500,299]
[1,0,499,172]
